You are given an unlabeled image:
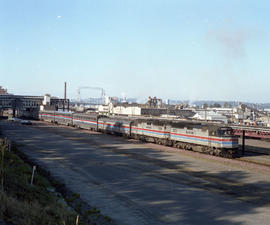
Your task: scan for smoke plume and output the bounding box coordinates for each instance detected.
[208,25,252,58]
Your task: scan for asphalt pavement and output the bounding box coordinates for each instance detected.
[1,120,270,225]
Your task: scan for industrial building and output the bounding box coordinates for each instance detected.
[192,110,228,123]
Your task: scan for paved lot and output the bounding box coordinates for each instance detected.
[1,120,270,225]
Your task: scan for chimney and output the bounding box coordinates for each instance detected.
[64,82,67,100]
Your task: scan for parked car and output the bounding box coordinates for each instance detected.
[21,120,32,125]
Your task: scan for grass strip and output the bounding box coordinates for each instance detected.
[0,138,89,225]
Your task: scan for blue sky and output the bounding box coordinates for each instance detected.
[0,0,269,102]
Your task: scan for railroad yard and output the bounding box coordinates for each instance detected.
[2,1,270,225]
[1,120,270,225]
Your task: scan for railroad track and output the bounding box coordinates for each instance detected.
[235,157,270,169]
[144,141,270,170]
[228,146,270,168]
[244,149,270,156]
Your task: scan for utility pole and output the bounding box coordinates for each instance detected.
[63,82,67,111]
[64,82,67,100]
[242,130,245,156]
[203,103,208,121]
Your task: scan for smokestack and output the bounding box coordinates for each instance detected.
[64,82,67,100]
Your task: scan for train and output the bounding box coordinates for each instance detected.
[39,110,239,158]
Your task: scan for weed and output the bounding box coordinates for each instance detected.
[0,138,88,225]
[67,192,80,203]
[105,216,112,222]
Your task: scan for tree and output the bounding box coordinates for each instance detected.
[241,104,246,112]
[223,102,232,108]
[203,103,208,109]
[213,103,221,108]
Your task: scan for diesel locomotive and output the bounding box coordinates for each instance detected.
[39,110,239,158]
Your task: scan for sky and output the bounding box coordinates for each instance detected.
[0,0,270,103]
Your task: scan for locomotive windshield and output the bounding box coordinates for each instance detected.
[217,127,233,136]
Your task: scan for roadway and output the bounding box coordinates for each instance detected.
[1,120,270,225]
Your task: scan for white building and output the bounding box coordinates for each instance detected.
[98,105,110,114]
[110,104,141,116]
[192,110,228,123]
[40,94,51,111]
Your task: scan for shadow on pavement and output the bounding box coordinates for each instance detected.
[1,120,270,225]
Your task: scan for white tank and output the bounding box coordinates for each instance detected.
[43,94,51,105]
